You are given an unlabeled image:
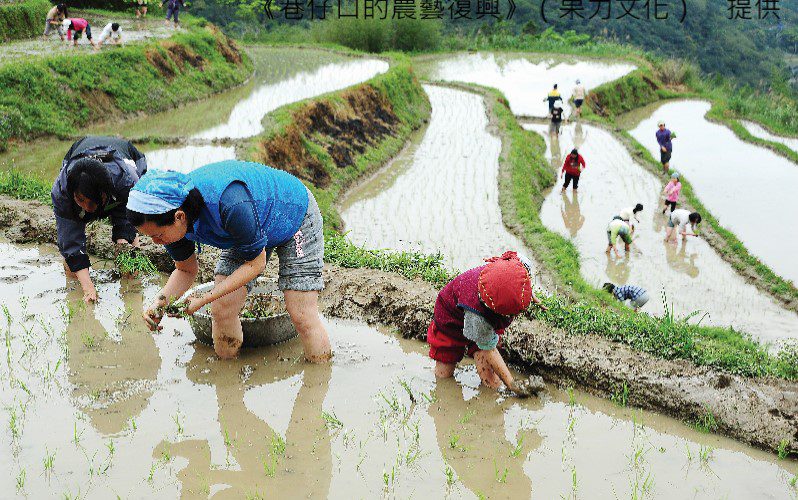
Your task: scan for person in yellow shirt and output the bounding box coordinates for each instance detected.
[543,84,563,111]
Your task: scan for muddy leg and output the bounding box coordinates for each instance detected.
[63,260,77,279]
[474,350,503,389]
[284,290,331,363]
[210,274,246,359]
[434,361,456,379]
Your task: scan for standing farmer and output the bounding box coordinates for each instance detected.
[543,84,563,112]
[661,172,681,214]
[560,148,585,192]
[656,120,675,174]
[549,100,565,137]
[52,136,148,303]
[572,79,587,118]
[135,0,149,18]
[127,161,331,363]
[427,252,547,395]
[162,0,185,27]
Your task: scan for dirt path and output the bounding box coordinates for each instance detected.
[1,194,794,454]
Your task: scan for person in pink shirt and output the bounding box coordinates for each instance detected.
[62,18,95,47]
[661,171,681,214]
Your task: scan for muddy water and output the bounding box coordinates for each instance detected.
[341,84,531,273]
[0,240,796,498]
[624,100,798,284]
[415,52,635,118]
[741,120,798,154]
[526,121,798,342]
[0,47,388,180]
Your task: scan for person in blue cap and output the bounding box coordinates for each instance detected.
[126,160,331,362]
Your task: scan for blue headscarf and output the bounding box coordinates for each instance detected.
[127,169,194,214]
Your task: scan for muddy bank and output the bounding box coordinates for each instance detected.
[1,203,794,454]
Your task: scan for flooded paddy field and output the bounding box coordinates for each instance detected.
[0,47,389,179]
[341,84,531,273]
[0,14,174,64]
[0,240,795,498]
[525,121,798,343]
[415,52,635,118]
[741,120,798,155]
[623,100,798,284]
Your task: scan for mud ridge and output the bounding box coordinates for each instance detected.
[0,194,794,455]
[255,84,399,189]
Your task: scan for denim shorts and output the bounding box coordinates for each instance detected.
[214,189,325,292]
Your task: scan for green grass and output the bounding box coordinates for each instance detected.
[0,19,253,151]
[0,0,50,42]
[0,169,51,202]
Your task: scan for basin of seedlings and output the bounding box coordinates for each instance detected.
[187,279,297,347]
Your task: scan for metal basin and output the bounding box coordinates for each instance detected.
[187,279,297,347]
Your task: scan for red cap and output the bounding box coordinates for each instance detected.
[478,251,532,316]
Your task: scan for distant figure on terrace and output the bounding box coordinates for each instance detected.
[62,18,95,47]
[44,4,68,41]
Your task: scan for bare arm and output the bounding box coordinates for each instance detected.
[142,254,198,330]
[479,348,515,389]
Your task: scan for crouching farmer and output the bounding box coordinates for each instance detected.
[52,136,147,303]
[428,252,547,395]
[127,161,331,363]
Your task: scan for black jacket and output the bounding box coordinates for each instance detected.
[51,136,147,272]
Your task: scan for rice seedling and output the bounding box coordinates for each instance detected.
[42,446,56,472]
[493,459,509,484]
[777,439,792,460]
[420,390,437,404]
[15,468,25,491]
[81,333,96,349]
[173,412,184,435]
[271,431,286,457]
[692,407,718,434]
[322,410,344,431]
[444,463,455,488]
[129,417,137,432]
[566,386,576,406]
[789,475,796,489]
[115,249,158,277]
[510,435,525,458]
[698,445,714,469]
[458,409,475,425]
[73,422,83,447]
[448,430,467,452]
[611,382,630,407]
[106,439,115,458]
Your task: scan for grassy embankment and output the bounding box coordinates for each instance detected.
[241,52,453,286]
[0,0,50,42]
[585,68,798,307]
[0,17,252,152]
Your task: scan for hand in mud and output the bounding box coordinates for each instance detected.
[509,376,546,398]
[143,295,166,332]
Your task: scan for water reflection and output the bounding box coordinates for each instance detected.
[159,341,332,498]
[560,191,585,237]
[430,375,541,498]
[66,282,160,436]
[664,239,700,279]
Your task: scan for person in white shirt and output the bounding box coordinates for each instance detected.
[665,208,701,242]
[615,203,643,233]
[96,22,122,48]
[572,79,587,117]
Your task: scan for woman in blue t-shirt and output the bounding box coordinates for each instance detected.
[126,160,331,362]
